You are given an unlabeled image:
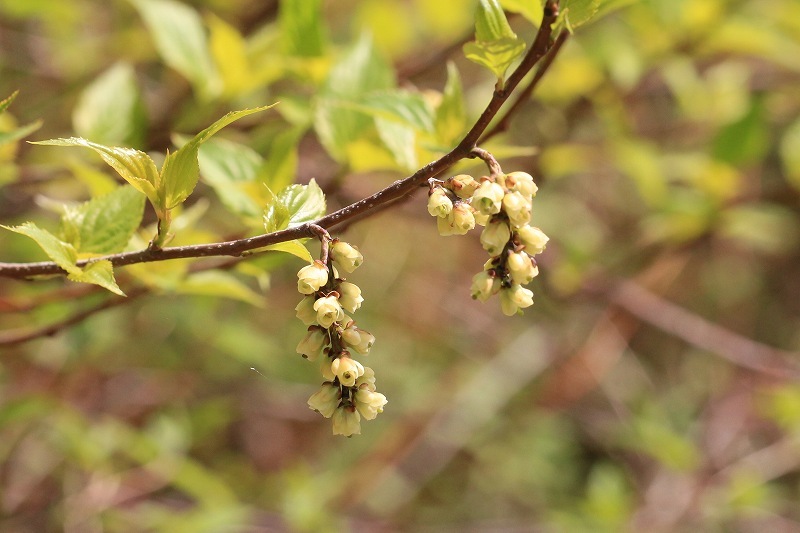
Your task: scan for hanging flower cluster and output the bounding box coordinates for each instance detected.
[428,168,549,316]
[295,236,387,436]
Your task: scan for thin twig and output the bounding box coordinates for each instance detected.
[0,2,563,281]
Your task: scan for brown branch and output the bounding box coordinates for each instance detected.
[0,2,562,281]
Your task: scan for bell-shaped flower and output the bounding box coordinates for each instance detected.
[297,261,328,294]
[448,174,480,199]
[471,181,505,216]
[480,218,511,256]
[354,388,388,420]
[507,251,538,286]
[516,225,549,255]
[337,282,364,313]
[332,405,361,436]
[307,382,340,418]
[499,284,534,316]
[470,270,501,302]
[331,241,363,273]
[450,203,476,235]
[502,190,532,228]
[355,367,376,391]
[506,171,537,198]
[313,295,344,328]
[295,296,318,326]
[437,212,456,236]
[350,329,375,355]
[427,188,453,217]
[296,327,328,361]
[331,356,365,387]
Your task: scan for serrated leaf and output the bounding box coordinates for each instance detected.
[463,37,526,83]
[2,222,80,275]
[335,90,434,132]
[475,0,518,41]
[0,91,18,113]
[375,117,417,170]
[72,62,146,146]
[499,0,544,26]
[279,178,326,227]
[435,62,467,146]
[263,186,291,233]
[161,104,275,210]
[264,240,313,262]
[279,0,326,57]
[31,137,160,208]
[175,270,263,306]
[130,0,221,100]
[559,0,601,32]
[197,137,263,218]
[62,185,146,255]
[68,260,125,296]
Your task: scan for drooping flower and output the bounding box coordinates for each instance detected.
[296,327,328,361]
[506,171,537,198]
[313,295,344,328]
[354,388,388,420]
[516,225,549,255]
[471,181,505,216]
[331,241,363,273]
[506,251,538,286]
[331,356,365,387]
[470,270,501,302]
[502,190,532,228]
[297,261,328,294]
[307,382,340,418]
[499,284,534,316]
[448,174,480,199]
[338,282,364,313]
[295,296,318,326]
[451,203,476,235]
[480,218,511,256]
[427,188,453,217]
[332,405,361,436]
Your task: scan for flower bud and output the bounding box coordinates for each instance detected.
[331,241,363,273]
[332,405,361,436]
[331,356,365,387]
[471,181,505,216]
[351,329,375,355]
[296,327,328,361]
[502,190,531,228]
[307,382,340,418]
[295,296,318,326]
[437,212,456,237]
[337,282,364,313]
[470,270,501,302]
[499,284,534,316]
[356,367,376,391]
[297,261,328,294]
[516,225,549,255]
[506,171,537,198]
[450,203,476,235]
[427,188,453,217]
[447,174,480,199]
[480,218,511,256]
[507,251,538,285]
[341,322,361,346]
[313,295,344,328]
[354,389,388,420]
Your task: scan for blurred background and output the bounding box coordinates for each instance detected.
[1,0,800,531]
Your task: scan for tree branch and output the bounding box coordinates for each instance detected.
[0,2,562,281]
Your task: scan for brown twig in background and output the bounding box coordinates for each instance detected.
[0,2,563,281]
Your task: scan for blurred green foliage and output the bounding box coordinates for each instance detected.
[1,0,799,531]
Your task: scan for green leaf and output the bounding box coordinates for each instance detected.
[558,0,601,32]
[31,137,161,209]
[375,118,417,170]
[262,126,305,192]
[336,90,434,132]
[129,0,221,100]
[463,0,526,83]
[712,96,769,167]
[279,179,327,227]
[435,62,467,146]
[264,240,313,262]
[0,90,18,113]
[160,104,275,210]
[499,0,544,26]
[314,33,394,161]
[0,119,42,146]
[279,0,326,57]
[207,14,252,97]
[62,185,146,255]
[2,222,80,275]
[263,186,291,233]
[197,137,263,218]
[781,117,800,192]
[72,62,146,146]
[474,0,518,41]
[68,260,125,296]
[175,270,263,307]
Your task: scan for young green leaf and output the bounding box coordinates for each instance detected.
[0,91,19,113]
[31,137,160,209]
[279,0,326,57]
[375,118,417,170]
[499,0,544,27]
[130,0,221,100]
[2,222,81,275]
[263,185,291,233]
[278,178,327,227]
[0,120,42,147]
[336,90,434,132]
[263,240,313,263]
[68,260,125,296]
[197,137,264,218]
[558,0,602,32]
[262,126,304,192]
[62,185,146,255]
[435,62,467,146]
[463,0,526,83]
[207,14,252,97]
[72,62,146,147]
[160,104,276,210]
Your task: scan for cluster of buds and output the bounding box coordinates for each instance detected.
[428,169,549,316]
[295,237,387,436]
